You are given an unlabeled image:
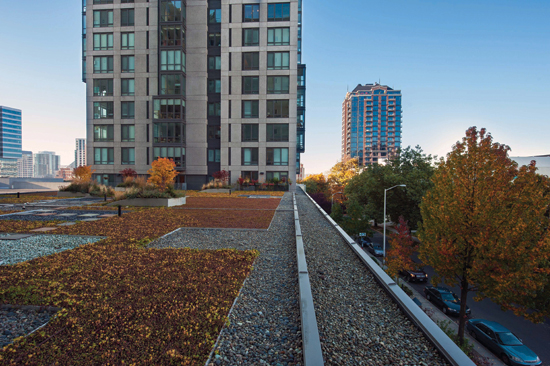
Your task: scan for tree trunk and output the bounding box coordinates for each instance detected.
[457,278,469,345]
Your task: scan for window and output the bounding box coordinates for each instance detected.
[93,10,113,27]
[266,100,289,118]
[267,52,290,69]
[121,9,134,26]
[209,9,221,23]
[242,29,259,46]
[243,4,259,22]
[153,147,185,167]
[93,56,114,73]
[208,33,221,47]
[242,76,259,94]
[160,50,185,71]
[160,1,183,22]
[94,0,113,4]
[121,79,134,96]
[93,102,114,119]
[93,79,113,96]
[242,101,259,118]
[121,101,135,119]
[266,148,289,165]
[121,147,135,165]
[94,125,114,141]
[160,74,184,95]
[121,0,134,2]
[242,148,258,166]
[121,125,135,142]
[267,28,290,45]
[161,26,184,46]
[267,3,290,21]
[267,124,289,141]
[207,126,221,139]
[93,33,113,50]
[153,122,183,143]
[242,52,259,70]
[94,148,114,165]
[242,171,258,181]
[208,79,221,93]
[266,171,288,181]
[208,149,221,163]
[267,76,289,94]
[154,99,185,119]
[121,32,134,49]
[208,56,221,70]
[208,102,221,116]
[242,124,258,142]
[121,55,135,72]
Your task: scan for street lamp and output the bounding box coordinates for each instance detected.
[383,184,406,265]
[331,191,344,207]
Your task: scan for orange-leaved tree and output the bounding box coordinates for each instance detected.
[72,165,94,183]
[327,157,359,204]
[386,216,417,279]
[418,126,550,345]
[147,158,178,192]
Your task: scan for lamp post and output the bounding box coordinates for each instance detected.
[383,184,406,265]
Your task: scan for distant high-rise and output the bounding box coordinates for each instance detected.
[75,138,86,167]
[34,151,61,178]
[341,84,402,165]
[17,150,33,178]
[0,106,22,177]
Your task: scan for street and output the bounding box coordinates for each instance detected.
[367,231,550,365]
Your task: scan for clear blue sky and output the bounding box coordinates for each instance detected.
[0,1,548,172]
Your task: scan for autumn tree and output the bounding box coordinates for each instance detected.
[386,216,417,278]
[302,173,330,196]
[120,168,138,179]
[147,158,179,192]
[327,158,359,204]
[72,165,94,183]
[418,127,550,345]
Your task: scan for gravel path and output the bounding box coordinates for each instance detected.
[0,307,58,348]
[0,210,122,222]
[295,190,448,366]
[149,193,302,366]
[0,234,105,265]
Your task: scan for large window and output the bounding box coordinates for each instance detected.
[121,147,135,165]
[208,33,221,47]
[93,10,113,27]
[267,3,290,21]
[160,74,184,95]
[121,32,134,49]
[266,124,289,141]
[121,125,135,142]
[93,102,114,119]
[242,124,258,142]
[153,122,183,143]
[208,149,220,163]
[94,125,114,141]
[242,171,258,181]
[266,100,289,118]
[154,99,185,119]
[160,1,184,22]
[267,28,290,45]
[94,0,113,4]
[267,76,289,94]
[121,102,135,119]
[94,148,114,165]
[266,171,288,181]
[266,148,289,166]
[267,52,290,69]
[242,52,259,70]
[242,76,259,94]
[209,9,221,23]
[208,56,221,70]
[160,50,185,71]
[242,101,259,118]
[242,29,259,46]
[207,126,221,139]
[93,33,113,50]
[121,9,134,26]
[121,55,135,72]
[93,56,114,73]
[243,4,259,22]
[161,26,184,46]
[93,79,113,96]
[208,79,221,93]
[242,148,258,166]
[121,79,134,96]
[208,102,221,116]
[153,147,185,168]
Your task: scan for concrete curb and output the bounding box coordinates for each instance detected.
[299,188,476,366]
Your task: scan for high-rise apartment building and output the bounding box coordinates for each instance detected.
[83,0,305,189]
[75,138,87,167]
[341,84,402,165]
[0,106,22,177]
[34,151,61,178]
[17,150,34,178]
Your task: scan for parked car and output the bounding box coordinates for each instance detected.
[357,236,372,247]
[366,243,384,257]
[423,286,471,316]
[466,319,541,366]
[399,268,428,282]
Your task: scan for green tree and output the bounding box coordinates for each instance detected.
[330,202,344,222]
[418,127,550,345]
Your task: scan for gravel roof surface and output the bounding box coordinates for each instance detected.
[0,307,58,348]
[149,193,302,366]
[295,190,448,366]
[0,210,120,222]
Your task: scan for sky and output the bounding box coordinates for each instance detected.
[0,0,549,172]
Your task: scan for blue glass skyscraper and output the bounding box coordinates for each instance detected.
[0,106,22,177]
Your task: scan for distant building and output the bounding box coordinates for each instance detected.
[0,106,22,177]
[34,151,60,178]
[510,155,550,177]
[341,84,402,165]
[17,150,33,178]
[298,164,305,181]
[56,166,74,181]
[75,138,86,167]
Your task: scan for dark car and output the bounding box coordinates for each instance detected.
[466,319,541,366]
[423,286,471,316]
[366,243,384,257]
[357,236,372,248]
[399,268,428,282]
